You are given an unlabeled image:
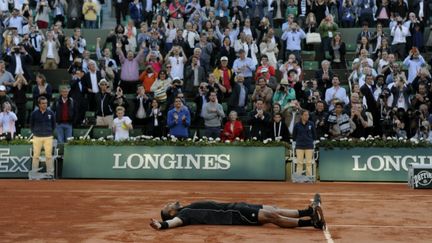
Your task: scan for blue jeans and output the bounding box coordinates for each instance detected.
[57,123,73,143]
[205,127,221,139]
[85,20,97,29]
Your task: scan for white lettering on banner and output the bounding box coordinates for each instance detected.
[0,148,31,173]
[113,153,231,170]
[352,155,432,172]
[413,171,432,187]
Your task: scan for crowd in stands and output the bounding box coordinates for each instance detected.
[0,0,432,144]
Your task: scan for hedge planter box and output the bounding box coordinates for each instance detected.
[319,147,432,182]
[63,145,286,180]
[0,145,32,178]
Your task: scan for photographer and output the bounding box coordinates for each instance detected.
[413,120,432,142]
[281,22,306,62]
[390,76,410,111]
[411,82,430,110]
[4,44,33,82]
[272,79,296,111]
[310,101,328,138]
[411,68,432,92]
[166,77,183,111]
[302,79,321,112]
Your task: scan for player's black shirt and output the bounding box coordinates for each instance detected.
[176,201,262,225]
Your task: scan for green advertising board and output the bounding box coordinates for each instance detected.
[0,145,32,178]
[62,145,286,180]
[319,148,432,182]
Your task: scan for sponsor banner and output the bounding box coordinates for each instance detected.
[62,145,286,180]
[320,148,432,182]
[408,164,432,189]
[0,145,32,178]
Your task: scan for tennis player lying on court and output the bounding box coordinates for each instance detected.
[150,193,325,230]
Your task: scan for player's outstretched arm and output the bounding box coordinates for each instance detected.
[150,217,183,230]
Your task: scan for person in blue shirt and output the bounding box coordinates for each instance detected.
[292,109,316,177]
[29,96,56,178]
[167,97,191,139]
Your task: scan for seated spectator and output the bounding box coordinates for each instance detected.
[95,79,115,128]
[324,75,349,111]
[269,112,289,142]
[134,85,152,127]
[0,101,18,140]
[52,86,75,144]
[249,99,271,141]
[202,91,225,139]
[112,106,133,141]
[150,70,172,104]
[32,73,52,109]
[252,77,273,112]
[167,97,191,139]
[221,110,244,142]
[41,31,61,70]
[327,102,355,139]
[139,66,158,94]
[147,99,164,138]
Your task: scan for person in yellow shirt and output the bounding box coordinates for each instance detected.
[82,0,98,29]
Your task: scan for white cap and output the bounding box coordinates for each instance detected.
[0,85,6,91]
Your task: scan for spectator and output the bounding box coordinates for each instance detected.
[341,0,356,27]
[259,36,279,69]
[169,0,186,29]
[233,49,256,92]
[35,0,50,29]
[327,102,355,139]
[52,0,68,27]
[350,102,371,138]
[213,56,233,94]
[252,77,273,112]
[30,96,56,178]
[69,28,86,56]
[67,0,84,28]
[196,33,213,74]
[0,101,18,140]
[5,8,27,35]
[145,50,164,74]
[117,42,146,94]
[184,55,205,94]
[95,79,115,128]
[114,0,128,25]
[371,23,388,56]
[360,74,380,134]
[403,47,426,84]
[281,22,305,62]
[315,60,333,95]
[112,85,129,113]
[318,15,338,55]
[166,46,187,80]
[221,110,244,142]
[356,22,372,43]
[59,38,80,69]
[269,112,289,142]
[167,97,191,139]
[112,106,133,141]
[202,91,225,138]
[279,55,302,82]
[228,74,249,116]
[69,69,87,126]
[249,99,271,141]
[5,44,33,82]
[329,33,346,69]
[218,37,236,67]
[310,101,328,138]
[272,78,296,111]
[356,36,373,57]
[125,19,138,52]
[390,16,410,59]
[41,31,60,70]
[129,0,144,29]
[82,0,98,29]
[52,86,75,144]
[183,21,200,57]
[147,99,165,138]
[83,60,102,111]
[27,25,43,64]
[11,74,27,133]
[32,73,52,109]
[293,109,316,176]
[0,61,15,90]
[324,75,349,111]
[151,70,172,104]
[390,76,410,111]
[139,66,158,94]
[133,85,152,127]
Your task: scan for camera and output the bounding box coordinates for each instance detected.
[306,81,313,88]
[279,86,285,92]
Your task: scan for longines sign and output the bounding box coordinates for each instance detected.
[320,148,432,181]
[63,145,285,180]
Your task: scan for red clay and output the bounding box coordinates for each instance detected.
[0,180,430,242]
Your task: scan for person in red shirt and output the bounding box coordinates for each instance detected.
[139,66,158,93]
[221,110,244,141]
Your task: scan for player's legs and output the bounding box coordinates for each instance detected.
[258,209,300,228]
[262,205,300,218]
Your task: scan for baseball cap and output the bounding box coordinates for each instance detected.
[0,85,6,91]
[220,56,228,61]
[98,79,108,86]
[260,67,268,73]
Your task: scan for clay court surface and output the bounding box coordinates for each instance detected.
[0,180,430,243]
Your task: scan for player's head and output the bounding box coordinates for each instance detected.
[161,201,181,221]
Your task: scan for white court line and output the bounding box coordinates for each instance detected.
[323,226,334,243]
[329,224,432,229]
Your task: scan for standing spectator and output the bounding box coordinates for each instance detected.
[117,42,146,93]
[228,74,249,116]
[40,31,60,70]
[5,8,27,35]
[318,15,338,55]
[0,61,15,90]
[52,86,75,144]
[32,73,52,109]
[183,22,200,57]
[252,77,273,112]
[5,45,33,82]
[0,101,18,140]
[221,110,244,142]
[83,60,103,111]
[324,75,349,111]
[95,79,115,127]
[105,25,129,64]
[11,74,27,133]
[310,101,328,138]
[329,33,346,69]
[35,0,50,29]
[341,0,356,27]
[315,60,334,96]
[150,70,172,104]
[212,56,233,94]
[281,22,305,62]
[403,47,426,84]
[139,66,158,94]
[360,74,380,135]
[259,36,279,69]
[67,0,84,28]
[70,28,87,56]
[133,85,151,127]
[52,0,68,27]
[219,37,236,67]
[390,16,410,60]
[114,0,128,25]
[249,99,271,141]
[167,97,191,139]
[30,96,56,178]
[293,109,316,176]
[143,0,153,27]
[233,49,256,92]
[207,73,226,101]
[82,0,98,29]
[147,99,165,138]
[202,91,225,138]
[169,0,185,29]
[196,33,213,74]
[184,55,205,94]
[112,106,133,141]
[129,0,144,29]
[269,112,289,142]
[125,19,138,52]
[166,46,187,80]
[69,69,88,126]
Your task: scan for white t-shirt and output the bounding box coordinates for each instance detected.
[168,56,185,79]
[112,116,132,141]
